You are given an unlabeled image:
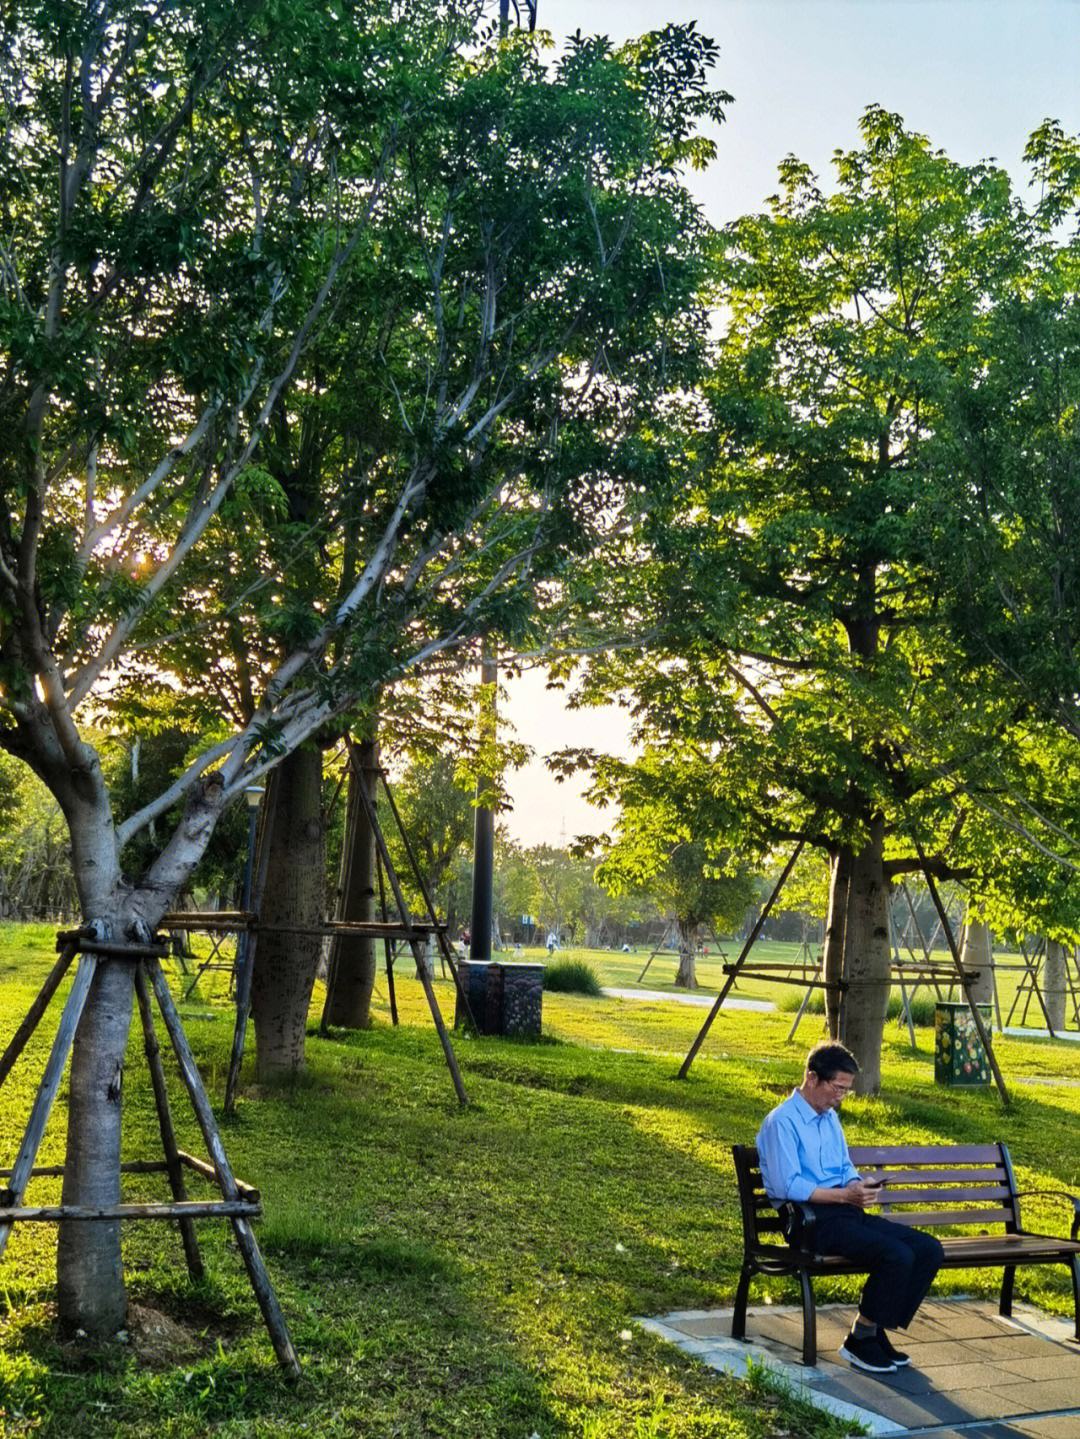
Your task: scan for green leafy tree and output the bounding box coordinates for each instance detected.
[561,109,1076,1089]
[589,750,758,987]
[923,131,1080,747]
[0,1,726,1336]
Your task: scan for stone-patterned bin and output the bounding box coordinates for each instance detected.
[455,960,544,1038]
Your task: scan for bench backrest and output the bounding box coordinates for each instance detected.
[733,1142,1022,1253]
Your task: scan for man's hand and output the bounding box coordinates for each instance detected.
[843,1179,879,1209]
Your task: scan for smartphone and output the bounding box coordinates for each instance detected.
[864,1176,889,1189]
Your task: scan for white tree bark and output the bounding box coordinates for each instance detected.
[837,825,891,1096]
[674,918,699,989]
[961,913,995,1007]
[1044,939,1067,1032]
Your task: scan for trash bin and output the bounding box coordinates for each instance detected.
[455,960,544,1038]
[934,1001,992,1086]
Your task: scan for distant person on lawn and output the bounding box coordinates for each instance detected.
[756,1041,944,1375]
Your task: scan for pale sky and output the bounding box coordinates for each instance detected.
[501,0,1080,846]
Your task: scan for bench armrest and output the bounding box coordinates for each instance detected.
[1013,1189,1080,1241]
[777,1200,818,1251]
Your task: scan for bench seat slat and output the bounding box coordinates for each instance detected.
[753,1183,1012,1207]
[876,1185,1014,1205]
[856,1167,1008,1186]
[750,1234,1080,1269]
[871,1206,1014,1228]
[849,1144,1002,1165]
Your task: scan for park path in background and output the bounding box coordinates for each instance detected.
[602,986,775,1012]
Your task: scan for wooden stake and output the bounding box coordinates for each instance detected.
[145,959,301,1379]
[377,855,398,1026]
[0,953,98,1260]
[0,942,77,1090]
[134,964,205,1281]
[678,839,806,1080]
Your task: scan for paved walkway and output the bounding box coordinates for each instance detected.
[1003,1027,1080,1044]
[639,1298,1080,1436]
[602,986,775,1012]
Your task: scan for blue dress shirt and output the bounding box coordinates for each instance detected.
[755,1089,860,1202]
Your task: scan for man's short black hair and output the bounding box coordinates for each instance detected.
[806,1042,859,1082]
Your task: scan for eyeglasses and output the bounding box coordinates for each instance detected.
[815,1076,853,1096]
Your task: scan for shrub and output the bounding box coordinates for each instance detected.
[543,959,602,996]
[776,986,940,1027]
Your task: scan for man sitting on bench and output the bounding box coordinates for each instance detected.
[756,1041,944,1375]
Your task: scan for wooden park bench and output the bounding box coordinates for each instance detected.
[732,1142,1080,1366]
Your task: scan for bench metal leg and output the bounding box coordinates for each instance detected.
[732,1264,753,1340]
[1069,1257,1080,1342]
[798,1269,817,1366]
[1000,1265,1015,1318]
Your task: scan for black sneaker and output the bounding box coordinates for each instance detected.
[838,1334,897,1373]
[877,1329,910,1366]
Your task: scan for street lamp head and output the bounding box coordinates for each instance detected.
[243,784,265,810]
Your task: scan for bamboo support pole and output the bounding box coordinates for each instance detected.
[0,953,98,1260]
[678,837,807,1080]
[135,965,205,1281]
[4,1200,259,1221]
[377,855,398,1026]
[145,959,301,1379]
[0,1158,169,1180]
[785,979,818,1043]
[0,942,77,1091]
[177,1151,259,1200]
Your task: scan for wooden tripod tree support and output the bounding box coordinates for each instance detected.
[350,761,472,1105]
[218,745,476,1110]
[678,838,810,1080]
[913,841,1011,1109]
[0,931,300,1379]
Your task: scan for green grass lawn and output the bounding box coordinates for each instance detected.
[0,924,1078,1437]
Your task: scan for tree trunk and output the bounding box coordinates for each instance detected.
[56,952,135,1337]
[962,913,995,1007]
[1044,939,1067,1032]
[674,917,698,989]
[322,740,378,1028]
[822,848,852,1038]
[52,763,227,1338]
[250,747,325,1079]
[836,821,891,1095]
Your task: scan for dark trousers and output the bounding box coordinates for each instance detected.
[810,1208,944,1330]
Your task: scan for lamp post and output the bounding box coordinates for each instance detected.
[469,648,497,963]
[234,784,264,988]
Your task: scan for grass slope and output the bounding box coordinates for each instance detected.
[0,925,1077,1437]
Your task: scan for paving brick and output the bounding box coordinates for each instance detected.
[925,1384,1047,1421]
[908,1310,1014,1340]
[665,1316,734,1339]
[901,1339,997,1365]
[1009,1379,1080,1410]
[1014,1418,1080,1438]
[964,1334,1068,1358]
[997,1353,1080,1381]
[915,1360,1031,1390]
[815,1376,967,1429]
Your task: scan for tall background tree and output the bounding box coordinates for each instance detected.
[0,0,728,1335]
